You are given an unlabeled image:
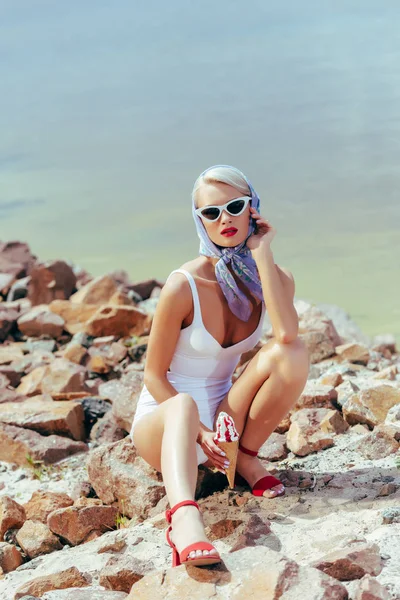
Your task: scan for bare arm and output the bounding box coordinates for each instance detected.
[143,272,192,402]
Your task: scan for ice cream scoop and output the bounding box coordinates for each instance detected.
[214,412,239,488]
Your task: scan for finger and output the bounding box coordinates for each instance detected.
[213,439,227,456]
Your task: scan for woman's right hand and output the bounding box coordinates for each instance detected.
[198,430,229,472]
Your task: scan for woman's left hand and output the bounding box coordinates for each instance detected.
[246,207,276,253]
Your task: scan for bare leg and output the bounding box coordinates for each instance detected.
[214,337,309,497]
[132,393,218,559]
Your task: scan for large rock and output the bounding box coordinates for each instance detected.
[99,371,144,432]
[17,305,65,338]
[16,519,63,558]
[343,385,400,428]
[299,331,336,365]
[23,490,74,524]
[286,409,336,457]
[27,260,77,306]
[353,428,399,460]
[0,495,26,540]
[87,438,165,520]
[295,381,337,410]
[99,553,154,592]
[70,275,118,305]
[47,505,118,546]
[49,300,99,335]
[84,305,150,338]
[0,422,88,466]
[41,358,87,396]
[312,542,383,581]
[0,241,37,278]
[258,432,288,461]
[0,396,86,440]
[335,342,370,365]
[14,565,89,599]
[127,546,348,599]
[0,541,23,573]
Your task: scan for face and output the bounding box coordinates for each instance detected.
[195,181,251,247]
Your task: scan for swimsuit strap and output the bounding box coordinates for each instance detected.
[166,269,203,326]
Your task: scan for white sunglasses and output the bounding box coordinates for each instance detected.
[194,196,251,222]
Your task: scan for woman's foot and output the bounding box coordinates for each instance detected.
[168,504,219,560]
[236,451,285,498]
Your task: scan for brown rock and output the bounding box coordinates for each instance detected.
[28,260,77,306]
[128,546,348,599]
[258,432,288,461]
[51,391,90,401]
[62,343,88,365]
[353,574,391,599]
[343,385,400,428]
[73,497,103,508]
[87,353,111,374]
[0,241,37,278]
[49,299,99,335]
[47,505,118,546]
[84,305,150,338]
[16,519,63,558]
[14,565,89,599]
[286,409,336,456]
[274,413,291,434]
[17,305,65,338]
[320,409,349,434]
[99,553,153,592]
[99,371,144,432]
[0,422,88,466]
[40,358,87,396]
[335,342,370,365]
[109,289,135,306]
[70,275,118,305]
[89,411,127,444]
[377,483,398,497]
[354,428,399,460]
[0,495,26,540]
[336,380,360,408]
[299,331,336,364]
[0,397,86,440]
[295,381,337,410]
[130,278,164,300]
[0,541,23,573]
[320,372,344,387]
[87,438,165,520]
[312,542,383,581]
[229,514,271,552]
[16,365,48,396]
[23,490,74,523]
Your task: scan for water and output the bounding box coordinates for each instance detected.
[1,1,399,341]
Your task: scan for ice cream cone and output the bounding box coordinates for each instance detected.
[217,440,239,488]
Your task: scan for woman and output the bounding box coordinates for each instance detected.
[130,165,309,568]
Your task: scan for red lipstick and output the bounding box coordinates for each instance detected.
[220,227,238,237]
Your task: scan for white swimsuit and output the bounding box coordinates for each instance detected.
[130,269,266,464]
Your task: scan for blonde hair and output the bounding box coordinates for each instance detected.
[192,166,250,207]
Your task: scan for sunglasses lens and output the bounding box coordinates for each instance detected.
[200,207,220,221]
[227,199,246,215]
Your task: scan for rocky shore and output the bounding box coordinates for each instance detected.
[0,240,399,599]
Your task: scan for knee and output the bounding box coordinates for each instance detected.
[270,337,309,384]
[167,393,199,420]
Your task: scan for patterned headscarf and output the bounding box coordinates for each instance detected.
[191,165,263,322]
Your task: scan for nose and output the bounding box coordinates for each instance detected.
[220,209,232,223]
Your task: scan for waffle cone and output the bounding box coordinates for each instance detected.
[217,440,239,488]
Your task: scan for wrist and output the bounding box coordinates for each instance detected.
[251,245,273,263]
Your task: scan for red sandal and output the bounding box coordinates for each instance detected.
[234,442,285,497]
[165,499,222,567]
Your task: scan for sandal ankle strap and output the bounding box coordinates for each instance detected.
[239,442,258,457]
[165,499,199,524]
